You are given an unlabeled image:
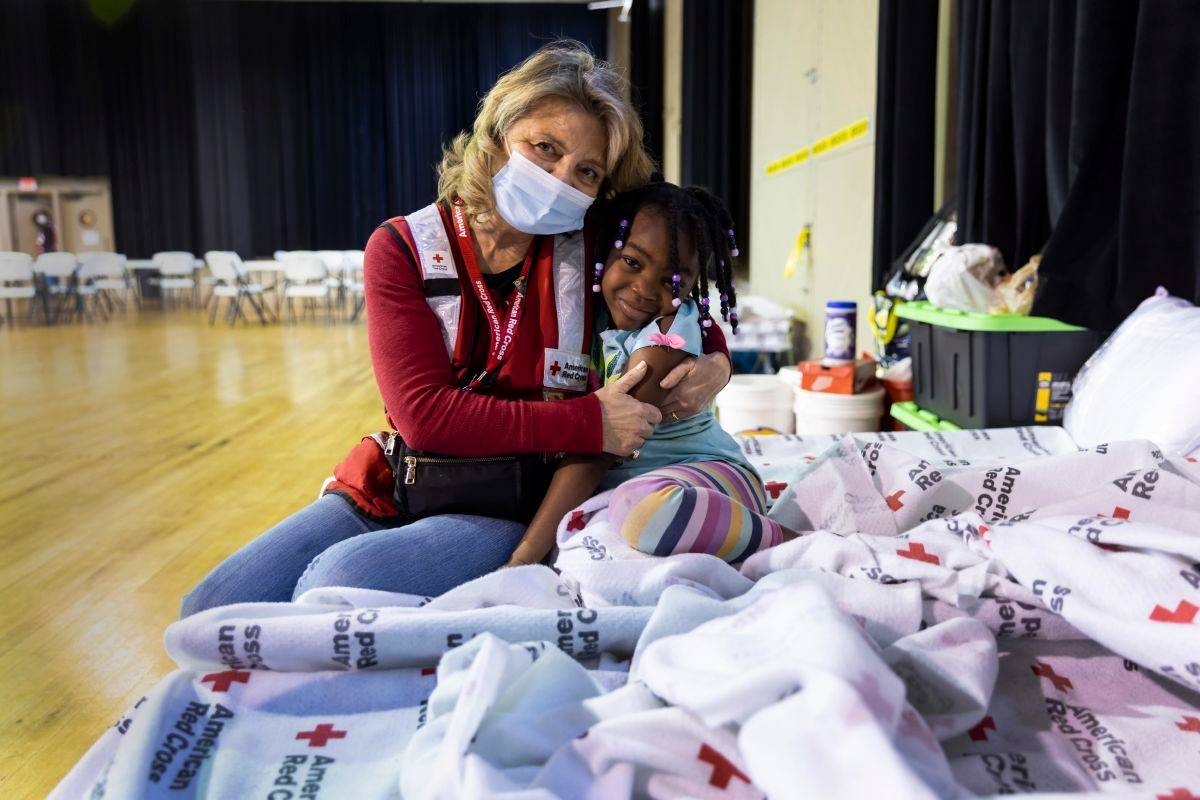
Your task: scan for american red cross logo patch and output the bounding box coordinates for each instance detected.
[432,253,444,264]
[1031,662,1072,692]
[566,510,586,532]
[1158,789,1200,800]
[296,723,347,747]
[1176,716,1200,734]
[549,361,561,376]
[697,743,750,789]
[200,670,250,692]
[885,490,905,511]
[1150,600,1198,624]
[896,542,940,565]
[764,481,788,499]
[968,716,996,741]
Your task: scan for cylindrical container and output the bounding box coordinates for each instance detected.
[793,384,885,434]
[823,301,857,366]
[716,375,796,435]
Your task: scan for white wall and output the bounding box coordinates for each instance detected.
[748,0,879,359]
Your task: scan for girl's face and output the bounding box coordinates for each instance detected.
[601,208,700,330]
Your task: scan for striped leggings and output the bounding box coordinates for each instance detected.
[609,461,785,562]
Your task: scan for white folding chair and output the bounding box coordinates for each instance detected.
[281,254,334,323]
[206,251,273,326]
[0,252,39,325]
[152,251,198,309]
[33,252,81,323]
[342,249,366,321]
[315,250,349,317]
[79,252,131,317]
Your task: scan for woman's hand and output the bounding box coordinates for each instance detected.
[596,361,662,456]
[657,352,732,422]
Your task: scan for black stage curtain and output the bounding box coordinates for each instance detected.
[0,0,606,257]
[680,0,753,245]
[956,0,1200,329]
[872,0,940,289]
[628,0,665,173]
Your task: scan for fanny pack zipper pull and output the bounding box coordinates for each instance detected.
[404,456,417,485]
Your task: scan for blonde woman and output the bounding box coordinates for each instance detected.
[181,41,732,615]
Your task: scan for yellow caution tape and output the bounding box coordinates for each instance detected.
[783,225,812,279]
[764,117,871,177]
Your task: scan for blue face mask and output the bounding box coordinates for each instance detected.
[492,149,596,235]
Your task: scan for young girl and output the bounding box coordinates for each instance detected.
[504,183,791,567]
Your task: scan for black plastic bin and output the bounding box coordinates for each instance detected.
[896,301,1104,429]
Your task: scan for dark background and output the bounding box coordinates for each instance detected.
[0,0,607,257]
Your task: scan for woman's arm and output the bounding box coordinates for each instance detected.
[505,344,693,566]
[364,225,656,456]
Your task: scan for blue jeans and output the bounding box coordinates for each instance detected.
[179,494,526,618]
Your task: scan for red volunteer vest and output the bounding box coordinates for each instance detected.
[394,201,593,400]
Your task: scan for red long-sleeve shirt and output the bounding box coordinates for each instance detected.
[363,216,728,457]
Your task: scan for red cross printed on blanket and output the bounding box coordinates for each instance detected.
[764,481,789,499]
[296,723,347,747]
[1159,789,1200,800]
[1177,716,1200,734]
[885,490,906,511]
[432,253,444,264]
[896,542,940,565]
[549,361,562,376]
[1111,506,1131,520]
[1031,662,1073,692]
[697,743,750,790]
[1150,600,1198,624]
[967,716,996,741]
[566,510,586,532]
[200,670,250,693]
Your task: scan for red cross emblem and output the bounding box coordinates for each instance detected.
[296,723,347,747]
[967,716,996,741]
[549,361,561,376]
[1031,662,1073,692]
[764,481,789,499]
[1159,789,1200,800]
[431,253,444,264]
[885,490,905,511]
[896,542,940,565]
[566,510,587,532]
[1187,457,1198,463]
[200,670,250,692]
[1111,506,1131,520]
[697,743,750,789]
[1177,716,1200,734]
[1150,600,1198,623]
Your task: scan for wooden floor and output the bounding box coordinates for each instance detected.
[0,310,381,797]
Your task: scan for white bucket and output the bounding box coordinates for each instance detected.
[793,384,886,434]
[716,374,796,435]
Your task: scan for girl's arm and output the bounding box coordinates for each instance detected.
[504,343,693,566]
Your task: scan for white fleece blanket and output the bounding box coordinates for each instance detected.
[51,428,1200,799]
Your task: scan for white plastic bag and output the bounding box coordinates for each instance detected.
[923,244,1005,313]
[1064,288,1200,455]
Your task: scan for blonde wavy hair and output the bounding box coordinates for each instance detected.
[437,40,655,224]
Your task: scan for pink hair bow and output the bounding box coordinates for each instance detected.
[647,331,687,349]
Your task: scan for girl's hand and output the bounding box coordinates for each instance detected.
[657,352,731,421]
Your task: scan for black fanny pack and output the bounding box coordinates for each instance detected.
[376,432,554,524]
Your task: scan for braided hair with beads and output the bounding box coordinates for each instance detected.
[590,182,741,334]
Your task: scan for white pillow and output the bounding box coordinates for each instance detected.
[1065,289,1200,455]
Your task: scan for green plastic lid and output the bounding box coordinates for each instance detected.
[895,300,1085,333]
[891,401,963,432]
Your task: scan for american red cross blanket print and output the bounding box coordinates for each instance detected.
[51,427,1200,799]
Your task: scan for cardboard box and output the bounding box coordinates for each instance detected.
[797,358,877,394]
